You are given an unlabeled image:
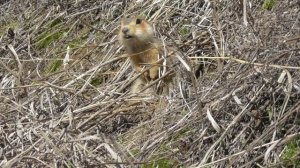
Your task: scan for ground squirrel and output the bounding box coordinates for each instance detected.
[119,15,170,94]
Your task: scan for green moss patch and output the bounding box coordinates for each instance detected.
[178,26,190,36]
[281,138,300,167]
[36,31,65,49]
[90,77,103,87]
[46,59,63,73]
[142,158,176,168]
[262,0,276,10]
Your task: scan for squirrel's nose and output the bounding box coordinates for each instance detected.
[122,27,129,34]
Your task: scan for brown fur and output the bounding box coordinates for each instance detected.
[119,16,161,93]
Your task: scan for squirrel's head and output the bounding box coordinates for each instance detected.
[119,15,154,43]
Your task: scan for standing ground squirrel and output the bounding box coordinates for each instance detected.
[119,15,170,94]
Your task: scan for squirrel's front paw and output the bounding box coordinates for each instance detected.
[149,68,159,80]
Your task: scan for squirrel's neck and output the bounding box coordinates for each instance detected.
[124,38,155,54]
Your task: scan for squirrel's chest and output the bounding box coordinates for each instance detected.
[131,48,159,63]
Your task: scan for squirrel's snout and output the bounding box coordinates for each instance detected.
[122,27,129,34]
[121,27,133,39]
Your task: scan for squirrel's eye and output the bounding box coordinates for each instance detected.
[136,18,142,24]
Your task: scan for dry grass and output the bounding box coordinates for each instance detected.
[0,0,300,167]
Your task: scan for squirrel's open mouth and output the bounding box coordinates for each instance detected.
[123,35,133,39]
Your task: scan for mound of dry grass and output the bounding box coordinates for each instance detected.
[0,0,299,167]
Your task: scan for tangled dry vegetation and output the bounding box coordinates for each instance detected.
[0,0,300,167]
